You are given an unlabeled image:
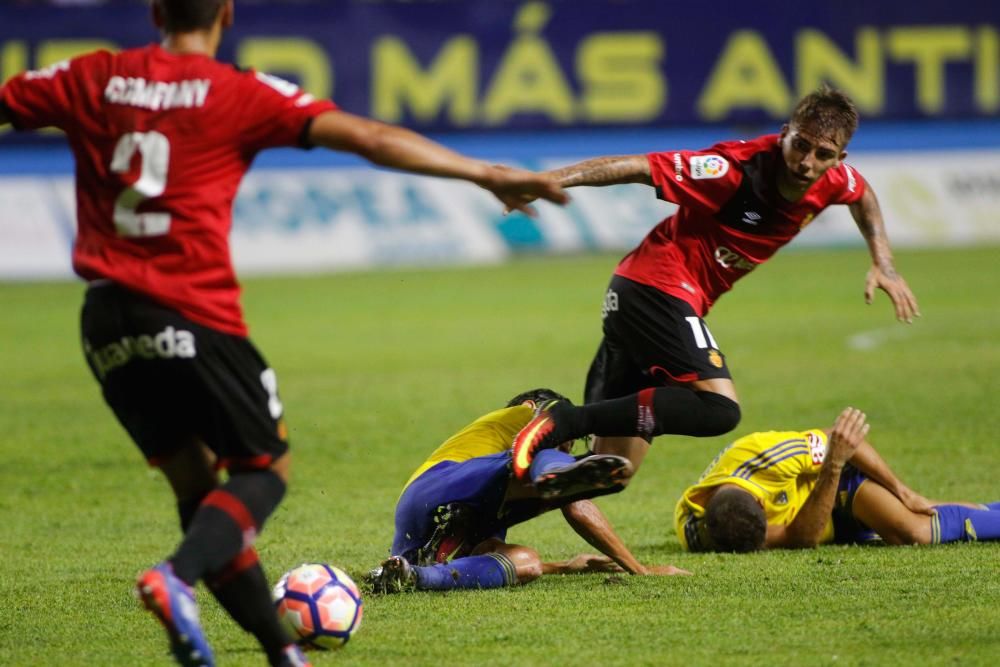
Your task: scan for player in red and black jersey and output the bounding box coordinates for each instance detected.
[0,2,566,666]
[510,88,919,501]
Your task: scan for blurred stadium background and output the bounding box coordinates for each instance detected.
[2,0,999,278]
[3,3,1000,665]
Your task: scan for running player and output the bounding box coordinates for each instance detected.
[510,86,920,486]
[367,388,689,594]
[675,408,1000,552]
[0,2,566,665]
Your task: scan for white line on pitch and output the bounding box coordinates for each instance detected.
[846,326,915,351]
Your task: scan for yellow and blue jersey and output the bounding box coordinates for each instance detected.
[674,428,831,551]
[391,405,536,561]
[401,405,533,491]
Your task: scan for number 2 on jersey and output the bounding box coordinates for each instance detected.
[110,131,171,237]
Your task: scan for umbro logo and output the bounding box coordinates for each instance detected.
[742,211,761,225]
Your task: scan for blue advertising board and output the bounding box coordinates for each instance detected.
[1,0,998,144]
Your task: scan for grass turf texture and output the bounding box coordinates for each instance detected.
[1,246,998,666]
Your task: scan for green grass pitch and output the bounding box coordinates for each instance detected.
[1,246,998,666]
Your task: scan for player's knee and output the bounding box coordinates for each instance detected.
[268,451,292,484]
[515,559,543,584]
[884,520,932,546]
[698,392,741,436]
[501,545,543,584]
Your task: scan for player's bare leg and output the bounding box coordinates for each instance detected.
[159,438,220,505]
[472,539,543,584]
[851,480,932,545]
[691,377,739,404]
[853,480,1000,545]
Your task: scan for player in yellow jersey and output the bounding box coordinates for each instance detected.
[675,408,1000,551]
[368,388,689,593]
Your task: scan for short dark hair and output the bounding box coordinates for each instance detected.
[704,487,767,553]
[505,388,568,408]
[155,0,228,33]
[790,85,859,145]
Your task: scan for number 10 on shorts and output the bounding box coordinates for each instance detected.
[684,316,719,350]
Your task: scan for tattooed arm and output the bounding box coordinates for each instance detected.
[500,155,651,213]
[545,155,653,188]
[848,180,920,323]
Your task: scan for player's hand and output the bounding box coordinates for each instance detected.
[865,266,920,324]
[562,554,627,574]
[898,487,937,516]
[827,407,869,467]
[641,564,693,576]
[479,164,568,217]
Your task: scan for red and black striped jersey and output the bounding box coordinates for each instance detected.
[616,134,865,316]
[0,44,336,336]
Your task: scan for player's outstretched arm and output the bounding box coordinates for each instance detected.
[560,499,691,575]
[768,408,869,549]
[307,110,567,216]
[500,154,652,214]
[541,553,625,575]
[545,154,653,188]
[848,181,920,323]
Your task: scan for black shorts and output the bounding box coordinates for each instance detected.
[80,283,289,470]
[585,275,731,403]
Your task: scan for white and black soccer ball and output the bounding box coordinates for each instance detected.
[272,563,363,649]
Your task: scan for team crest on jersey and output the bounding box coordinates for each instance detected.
[807,432,826,464]
[773,491,789,506]
[707,349,724,368]
[690,155,729,180]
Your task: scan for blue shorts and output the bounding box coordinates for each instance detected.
[831,464,882,545]
[391,452,512,562]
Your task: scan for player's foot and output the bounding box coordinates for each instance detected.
[416,502,474,565]
[366,556,417,594]
[534,454,633,499]
[511,399,577,480]
[276,644,312,667]
[136,562,215,667]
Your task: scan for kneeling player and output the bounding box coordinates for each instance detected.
[675,408,1000,552]
[368,389,689,593]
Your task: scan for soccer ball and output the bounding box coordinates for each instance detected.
[272,563,363,649]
